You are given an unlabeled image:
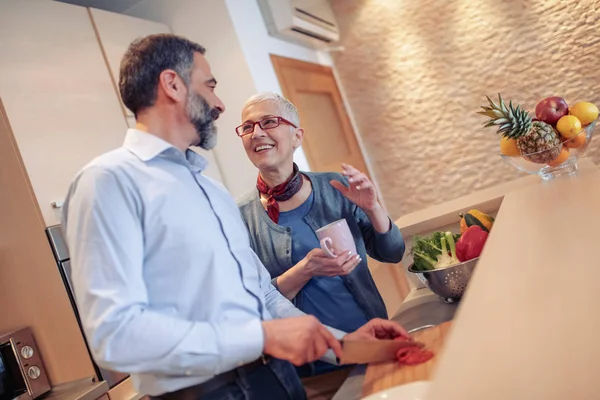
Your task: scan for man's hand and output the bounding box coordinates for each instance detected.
[343,318,410,342]
[262,316,343,366]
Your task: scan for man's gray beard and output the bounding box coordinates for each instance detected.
[186,91,221,150]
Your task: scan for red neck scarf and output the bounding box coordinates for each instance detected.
[257,163,303,223]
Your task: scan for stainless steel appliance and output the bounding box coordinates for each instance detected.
[0,327,50,400]
[45,225,128,389]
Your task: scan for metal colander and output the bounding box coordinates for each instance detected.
[407,258,479,303]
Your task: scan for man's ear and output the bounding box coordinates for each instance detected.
[158,69,186,102]
[293,128,305,149]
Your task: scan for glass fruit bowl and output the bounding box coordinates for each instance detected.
[500,119,598,181]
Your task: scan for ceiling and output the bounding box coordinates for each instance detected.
[55,0,144,13]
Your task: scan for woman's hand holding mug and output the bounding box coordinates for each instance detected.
[299,248,361,277]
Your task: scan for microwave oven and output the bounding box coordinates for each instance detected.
[0,327,50,400]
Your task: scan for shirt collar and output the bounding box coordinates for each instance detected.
[185,148,209,172]
[122,129,209,172]
[123,129,173,161]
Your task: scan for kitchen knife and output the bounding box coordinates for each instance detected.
[338,339,425,365]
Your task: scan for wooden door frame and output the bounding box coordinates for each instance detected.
[270,54,364,175]
[270,54,333,82]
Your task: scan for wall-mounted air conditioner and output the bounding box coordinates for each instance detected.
[257,0,340,49]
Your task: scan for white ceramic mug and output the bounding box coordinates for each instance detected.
[315,218,357,258]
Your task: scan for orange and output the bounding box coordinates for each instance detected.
[547,147,570,167]
[569,101,599,125]
[563,132,587,149]
[556,115,582,139]
[499,136,520,156]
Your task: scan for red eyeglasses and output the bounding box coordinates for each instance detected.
[235,116,297,137]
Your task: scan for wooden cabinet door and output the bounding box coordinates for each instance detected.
[271,55,370,177]
[89,8,171,123]
[0,0,127,226]
[0,98,96,386]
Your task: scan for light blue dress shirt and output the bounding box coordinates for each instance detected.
[61,129,345,396]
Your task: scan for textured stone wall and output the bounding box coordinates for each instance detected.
[331,0,600,219]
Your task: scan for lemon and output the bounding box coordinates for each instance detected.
[556,115,582,139]
[569,101,599,125]
[499,136,520,156]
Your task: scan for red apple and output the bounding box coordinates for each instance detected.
[535,96,569,125]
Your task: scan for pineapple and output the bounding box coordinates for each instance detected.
[478,94,561,164]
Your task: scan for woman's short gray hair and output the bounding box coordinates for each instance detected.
[243,92,300,127]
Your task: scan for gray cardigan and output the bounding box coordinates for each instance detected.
[237,171,405,320]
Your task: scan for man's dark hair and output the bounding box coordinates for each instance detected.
[119,34,206,117]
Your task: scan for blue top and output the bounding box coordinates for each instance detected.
[277,191,368,375]
[238,171,406,376]
[238,173,405,324]
[277,192,368,332]
[61,129,345,396]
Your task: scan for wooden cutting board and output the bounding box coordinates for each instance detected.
[361,321,453,398]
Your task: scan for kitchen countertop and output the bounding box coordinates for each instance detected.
[332,288,457,400]
[106,377,146,400]
[42,377,108,400]
[334,159,600,399]
[423,159,600,399]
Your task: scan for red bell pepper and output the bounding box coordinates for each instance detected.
[456,225,488,262]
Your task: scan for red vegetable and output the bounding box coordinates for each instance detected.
[396,347,435,366]
[455,225,488,262]
[394,336,435,366]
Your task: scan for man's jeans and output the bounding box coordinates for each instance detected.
[193,359,307,400]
